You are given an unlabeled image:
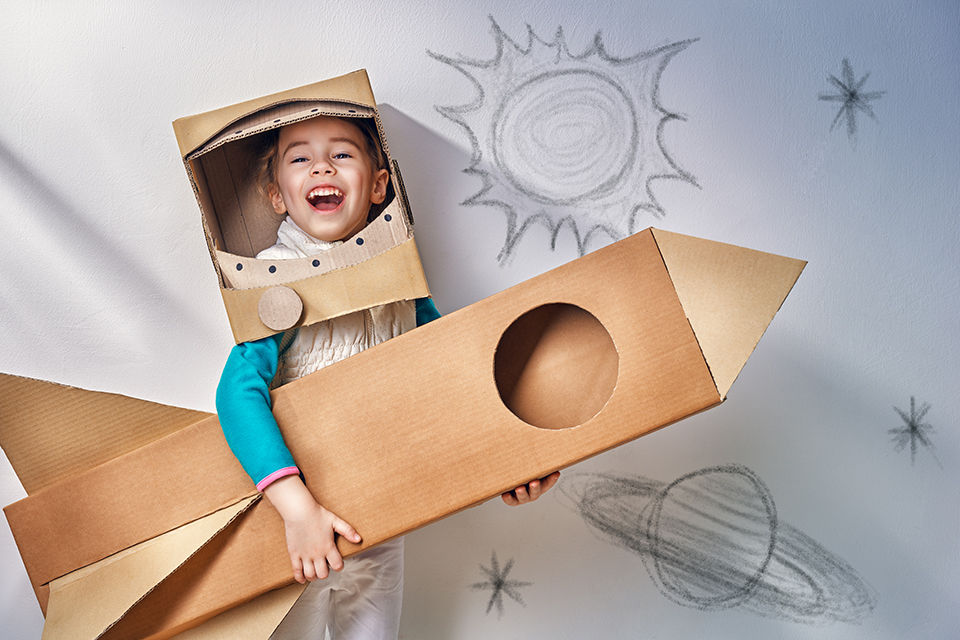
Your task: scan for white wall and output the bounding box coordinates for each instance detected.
[2,1,958,638]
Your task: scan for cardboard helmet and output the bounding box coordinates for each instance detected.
[172,70,429,343]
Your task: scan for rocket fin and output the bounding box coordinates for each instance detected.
[652,229,806,399]
[0,374,210,494]
[171,584,306,640]
[41,495,259,640]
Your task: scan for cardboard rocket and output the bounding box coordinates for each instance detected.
[1,69,805,639]
[1,227,804,639]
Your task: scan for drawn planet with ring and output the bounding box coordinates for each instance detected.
[560,464,876,623]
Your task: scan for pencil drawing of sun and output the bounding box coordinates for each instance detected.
[430,17,698,263]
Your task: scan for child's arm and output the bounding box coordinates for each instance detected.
[216,334,298,486]
[216,335,359,582]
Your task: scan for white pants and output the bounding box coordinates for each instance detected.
[271,537,404,640]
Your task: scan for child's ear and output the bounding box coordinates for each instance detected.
[369,168,390,205]
[268,183,286,214]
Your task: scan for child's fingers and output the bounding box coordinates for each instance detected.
[501,485,529,506]
[313,558,329,581]
[527,479,542,501]
[326,548,345,573]
[332,517,362,544]
[501,490,520,506]
[540,471,561,493]
[301,557,318,582]
[291,556,306,584]
[501,471,561,506]
[524,472,562,502]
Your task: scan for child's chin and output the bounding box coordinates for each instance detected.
[310,223,341,240]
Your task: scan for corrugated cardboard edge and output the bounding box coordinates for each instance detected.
[172,69,375,158]
[0,374,211,494]
[170,585,305,640]
[186,101,376,162]
[41,495,260,640]
[651,228,806,398]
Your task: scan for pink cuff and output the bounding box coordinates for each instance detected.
[256,466,300,492]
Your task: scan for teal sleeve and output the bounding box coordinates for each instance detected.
[216,333,297,487]
[415,297,441,325]
[218,299,438,488]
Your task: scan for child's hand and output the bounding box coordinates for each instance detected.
[283,501,360,583]
[501,471,560,506]
[262,475,362,583]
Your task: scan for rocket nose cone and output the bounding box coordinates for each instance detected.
[651,229,806,398]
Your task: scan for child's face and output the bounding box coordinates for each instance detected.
[269,117,389,243]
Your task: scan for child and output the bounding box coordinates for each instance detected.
[216,114,559,639]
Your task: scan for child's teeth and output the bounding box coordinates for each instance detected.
[309,187,342,197]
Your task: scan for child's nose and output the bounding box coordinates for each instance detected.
[311,160,334,175]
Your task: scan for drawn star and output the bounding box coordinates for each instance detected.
[470,551,532,617]
[889,396,940,466]
[818,58,885,144]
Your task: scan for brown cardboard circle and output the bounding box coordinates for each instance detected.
[493,303,618,429]
[258,286,303,331]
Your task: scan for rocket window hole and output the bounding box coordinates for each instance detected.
[494,303,618,430]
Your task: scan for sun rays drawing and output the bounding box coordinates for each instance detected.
[430,17,698,263]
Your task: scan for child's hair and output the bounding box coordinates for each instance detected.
[251,116,388,201]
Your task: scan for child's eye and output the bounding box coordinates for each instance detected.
[291,156,309,163]
[333,152,352,159]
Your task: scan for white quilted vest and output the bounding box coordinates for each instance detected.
[258,217,417,384]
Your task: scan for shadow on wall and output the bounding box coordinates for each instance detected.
[0,138,213,363]
[378,103,492,311]
[559,464,877,624]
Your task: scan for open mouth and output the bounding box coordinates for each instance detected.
[306,186,344,212]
